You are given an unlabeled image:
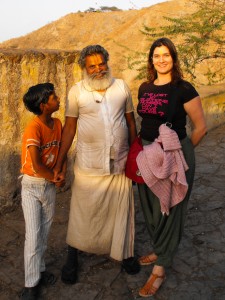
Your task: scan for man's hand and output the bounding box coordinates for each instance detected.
[53,165,61,182]
[55,178,66,188]
[53,170,66,187]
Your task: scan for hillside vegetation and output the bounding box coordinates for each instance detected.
[0,0,224,97]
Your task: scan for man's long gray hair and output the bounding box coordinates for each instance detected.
[78,45,109,69]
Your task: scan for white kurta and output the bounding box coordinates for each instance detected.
[65,78,135,260]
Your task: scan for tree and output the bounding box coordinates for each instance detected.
[129,0,225,85]
[84,6,121,12]
[85,7,97,12]
[100,6,121,11]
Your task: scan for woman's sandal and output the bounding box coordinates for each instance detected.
[139,273,166,297]
[138,253,157,266]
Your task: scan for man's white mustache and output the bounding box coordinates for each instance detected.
[90,70,109,79]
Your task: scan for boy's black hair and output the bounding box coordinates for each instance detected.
[23,83,54,115]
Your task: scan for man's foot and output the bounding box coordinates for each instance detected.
[40,271,57,285]
[61,245,78,284]
[20,285,39,300]
[61,264,78,284]
[121,257,140,275]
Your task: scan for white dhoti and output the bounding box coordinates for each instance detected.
[66,172,134,261]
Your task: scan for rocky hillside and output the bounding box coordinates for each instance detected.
[0,0,224,96]
[0,1,195,92]
[0,1,193,52]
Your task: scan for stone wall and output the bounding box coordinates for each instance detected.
[201,92,225,131]
[0,49,224,213]
[0,49,81,213]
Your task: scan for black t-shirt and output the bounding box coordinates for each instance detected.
[137,80,199,141]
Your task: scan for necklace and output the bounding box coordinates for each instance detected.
[92,89,108,104]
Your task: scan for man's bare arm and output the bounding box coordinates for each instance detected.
[54,117,78,178]
[125,112,137,145]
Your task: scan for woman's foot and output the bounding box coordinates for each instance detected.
[138,253,158,266]
[139,265,165,297]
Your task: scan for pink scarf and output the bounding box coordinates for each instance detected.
[137,124,189,215]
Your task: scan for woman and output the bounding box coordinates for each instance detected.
[136,38,207,297]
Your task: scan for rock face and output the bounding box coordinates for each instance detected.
[0,49,80,213]
[0,49,224,213]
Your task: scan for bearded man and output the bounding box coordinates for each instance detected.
[54,45,139,284]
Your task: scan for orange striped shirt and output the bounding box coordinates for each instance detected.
[21,116,62,177]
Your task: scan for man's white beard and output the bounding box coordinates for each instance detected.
[83,68,113,91]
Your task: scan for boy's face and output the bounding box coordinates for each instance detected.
[43,92,60,114]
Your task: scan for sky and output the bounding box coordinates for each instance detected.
[0,0,165,43]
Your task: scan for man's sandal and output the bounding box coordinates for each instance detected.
[138,253,157,266]
[40,271,57,286]
[139,273,166,297]
[121,257,140,275]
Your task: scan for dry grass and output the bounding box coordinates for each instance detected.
[0,0,224,96]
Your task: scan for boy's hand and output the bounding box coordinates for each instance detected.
[55,179,65,187]
[53,160,67,186]
[53,166,61,182]
[53,172,66,183]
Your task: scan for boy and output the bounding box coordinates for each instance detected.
[20,83,66,300]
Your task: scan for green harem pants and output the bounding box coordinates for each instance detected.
[137,136,195,267]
